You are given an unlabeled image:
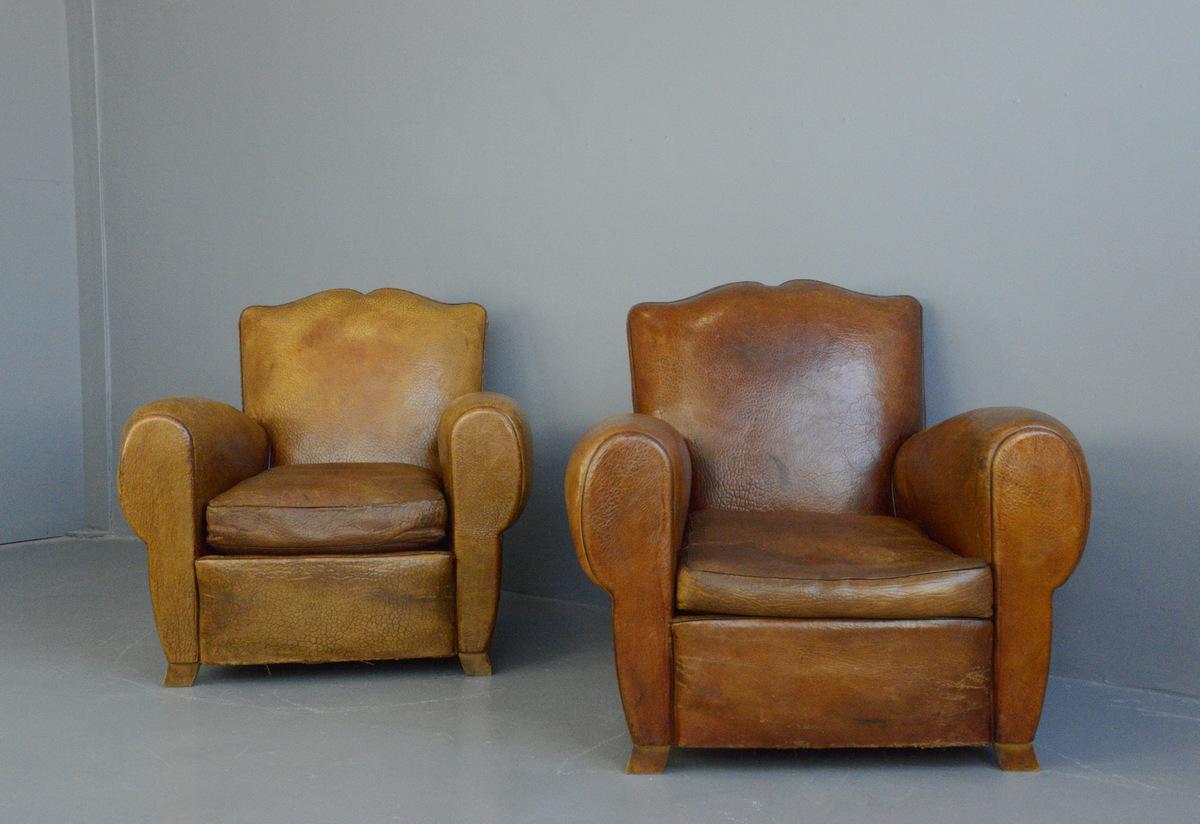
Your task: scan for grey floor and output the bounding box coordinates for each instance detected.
[1,538,1197,824]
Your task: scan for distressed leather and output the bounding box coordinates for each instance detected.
[672,618,992,748]
[117,289,530,680]
[568,282,1090,770]
[628,280,922,514]
[240,288,485,468]
[438,391,531,653]
[196,552,455,664]
[565,413,691,747]
[117,398,269,668]
[676,510,992,619]
[893,407,1090,747]
[206,463,446,554]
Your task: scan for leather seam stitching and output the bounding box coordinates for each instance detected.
[680,566,989,583]
[196,550,451,561]
[208,503,442,510]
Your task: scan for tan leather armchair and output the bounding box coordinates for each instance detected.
[566,281,1089,773]
[118,289,529,686]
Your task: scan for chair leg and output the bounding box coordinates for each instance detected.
[163,662,199,688]
[459,652,492,676]
[994,742,1039,772]
[625,744,670,774]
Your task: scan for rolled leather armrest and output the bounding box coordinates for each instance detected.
[564,413,691,747]
[565,413,692,593]
[893,406,1091,746]
[893,406,1090,586]
[437,391,531,536]
[437,391,531,654]
[117,397,269,665]
[118,397,270,549]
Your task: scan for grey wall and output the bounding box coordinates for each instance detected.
[66,0,112,533]
[0,0,84,542]
[82,2,1198,695]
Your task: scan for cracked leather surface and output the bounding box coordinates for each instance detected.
[240,288,485,467]
[628,280,922,515]
[196,552,455,664]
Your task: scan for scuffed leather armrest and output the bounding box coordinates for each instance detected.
[437,391,531,655]
[437,391,531,537]
[118,397,270,547]
[117,397,269,667]
[894,407,1091,747]
[893,406,1090,588]
[565,413,691,748]
[565,413,691,599]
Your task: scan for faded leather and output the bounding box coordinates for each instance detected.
[206,462,446,553]
[118,397,270,669]
[672,617,992,748]
[438,391,531,654]
[566,281,1091,771]
[893,407,1091,746]
[117,288,530,682]
[566,413,691,747]
[240,289,485,467]
[197,552,455,664]
[628,280,922,514]
[676,510,992,620]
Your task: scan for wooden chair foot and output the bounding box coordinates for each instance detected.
[994,742,1039,772]
[163,662,199,688]
[625,744,670,774]
[459,652,492,676]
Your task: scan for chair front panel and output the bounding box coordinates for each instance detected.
[240,288,485,469]
[628,280,923,515]
[196,552,456,664]
[671,617,992,748]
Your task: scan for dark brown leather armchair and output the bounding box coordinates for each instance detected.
[566,281,1089,773]
[118,289,530,686]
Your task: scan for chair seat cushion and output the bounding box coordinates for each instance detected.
[206,463,447,554]
[676,510,992,619]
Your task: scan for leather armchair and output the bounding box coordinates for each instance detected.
[566,281,1089,773]
[118,289,530,686]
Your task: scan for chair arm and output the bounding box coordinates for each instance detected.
[437,391,531,654]
[437,392,531,536]
[893,406,1091,746]
[565,413,692,595]
[893,406,1090,587]
[117,397,269,665]
[564,413,691,747]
